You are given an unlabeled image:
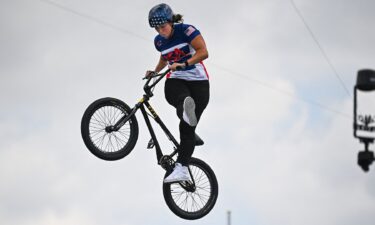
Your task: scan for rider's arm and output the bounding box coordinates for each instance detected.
[155,55,168,73]
[169,34,208,71]
[185,34,209,66]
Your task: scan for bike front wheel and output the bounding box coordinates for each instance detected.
[162,157,218,220]
[81,97,139,161]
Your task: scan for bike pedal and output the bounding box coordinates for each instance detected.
[147,138,155,149]
[195,133,204,146]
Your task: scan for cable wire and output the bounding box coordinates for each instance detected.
[38,0,351,119]
[290,0,351,97]
[39,0,151,42]
[209,63,351,118]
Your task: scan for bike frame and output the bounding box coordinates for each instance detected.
[112,69,180,164]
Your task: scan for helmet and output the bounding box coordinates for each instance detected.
[148,3,174,28]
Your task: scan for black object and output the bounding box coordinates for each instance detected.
[195,133,204,146]
[356,69,375,91]
[357,140,375,172]
[354,69,375,172]
[358,150,374,172]
[353,69,375,139]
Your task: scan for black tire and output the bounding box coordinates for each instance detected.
[81,97,139,161]
[162,157,218,220]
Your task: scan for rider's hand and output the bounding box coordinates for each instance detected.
[169,63,185,71]
[145,70,156,78]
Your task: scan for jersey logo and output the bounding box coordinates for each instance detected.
[164,48,188,62]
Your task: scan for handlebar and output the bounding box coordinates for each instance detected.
[142,69,171,97]
[142,66,185,97]
[143,68,170,82]
[142,66,184,80]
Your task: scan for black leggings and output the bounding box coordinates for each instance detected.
[164,78,210,166]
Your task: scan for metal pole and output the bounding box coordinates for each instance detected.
[227,210,231,225]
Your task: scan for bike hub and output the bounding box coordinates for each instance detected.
[105,126,115,133]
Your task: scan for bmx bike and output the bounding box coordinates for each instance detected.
[80,69,218,220]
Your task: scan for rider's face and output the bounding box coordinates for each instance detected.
[155,23,173,38]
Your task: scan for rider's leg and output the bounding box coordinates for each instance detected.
[164,79,210,122]
[177,122,196,165]
[164,79,191,164]
[164,78,190,119]
[189,80,210,122]
[177,80,209,165]
[164,79,209,182]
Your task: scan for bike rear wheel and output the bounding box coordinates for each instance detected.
[81,97,138,160]
[162,157,218,220]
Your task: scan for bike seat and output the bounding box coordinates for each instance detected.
[195,133,204,146]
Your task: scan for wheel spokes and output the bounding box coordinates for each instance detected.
[89,105,132,153]
[170,165,212,213]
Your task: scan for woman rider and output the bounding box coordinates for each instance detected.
[146,3,210,183]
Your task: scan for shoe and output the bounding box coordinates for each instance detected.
[183,97,197,126]
[164,163,190,183]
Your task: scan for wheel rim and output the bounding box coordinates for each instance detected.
[169,164,212,213]
[89,105,131,153]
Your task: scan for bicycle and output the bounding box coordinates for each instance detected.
[80,69,218,220]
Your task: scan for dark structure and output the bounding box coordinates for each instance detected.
[354,69,375,172]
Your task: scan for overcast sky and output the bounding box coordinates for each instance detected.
[1,0,375,225]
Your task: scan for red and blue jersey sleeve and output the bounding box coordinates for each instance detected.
[181,24,201,43]
[154,36,162,52]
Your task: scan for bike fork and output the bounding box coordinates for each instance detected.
[111,105,139,131]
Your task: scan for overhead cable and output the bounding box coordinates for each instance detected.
[39,0,351,119]
[290,0,352,97]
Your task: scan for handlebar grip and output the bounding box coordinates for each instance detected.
[142,69,172,80]
[143,71,156,80]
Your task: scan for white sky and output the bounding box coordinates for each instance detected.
[1,0,375,225]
